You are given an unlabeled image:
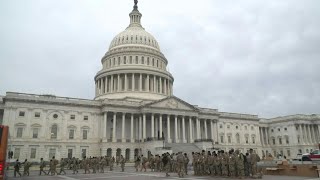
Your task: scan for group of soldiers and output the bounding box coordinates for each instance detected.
[13,148,260,179]
[133,148,261,179]
[13,155,126,177]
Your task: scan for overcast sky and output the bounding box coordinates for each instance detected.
[1,0,319,118]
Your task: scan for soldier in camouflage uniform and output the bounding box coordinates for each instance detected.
[163,153,171,177]
[83,156,90,174]
[235,150,245,179]
[155,155,160,172]
[212,152,219,176]
[110,156,115,171]
[23,159,31,176]
[184,153,189,175]
[58,158,66,175]
[207,152,213,176]
[134,155,141,172]
[249,149,261,178]
[72,157,79,174]
[120,155,125,172]
[99,157,106,173]
[140,155,147,172]
[39,158,48,175]
[149,154,155,172]
[228,150,236,178]
[220,151,228,177]
[192,152,198,175]
[176,152,185,178]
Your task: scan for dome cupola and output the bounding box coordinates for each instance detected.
[94,0,174,100]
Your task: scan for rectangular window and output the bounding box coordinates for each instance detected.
[14,148,20,159]
[81,149,86,158]
[297,136,300,143]
[245,137,249,144]
[35,112,40,118]
[68,149,73,159]
[228,136,231,143]
[84,116,88,121]
[279,138,282,145]
[252,137,255,144]
[135,56,138,64]
[118,57,121,65]
[32,128,38,138]
[19,111,25,117]
[287,150,291,157]
[129,56,132,64]
[147,57,150,65]
[49,149,56,159]
[70,115,75,120]
[16,128,23,138]
[286,137,289,144]
[69,129,74,139]
[83,130,88,140]
[141,57,144,64]
[284,127,287,131]
[272,139,275,145]
[123,56,126,64]
[298,149,302,153]
[220,136,224,143]
[30,148,36,159]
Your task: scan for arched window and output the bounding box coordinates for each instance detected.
[51,124,57,139]
[116,148,121,156]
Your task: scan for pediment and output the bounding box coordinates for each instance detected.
[144,96,197,111]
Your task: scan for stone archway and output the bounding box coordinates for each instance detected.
[116,148,121,156]
[134,148,139,156]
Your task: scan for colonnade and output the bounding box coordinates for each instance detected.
[259,124,320,146]
[96,73,172,96]
[102,112,217,144]
[297,124,320,144]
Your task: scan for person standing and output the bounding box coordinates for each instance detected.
[228,150,236,178]
[235,150,245,179]
[39,158,47,175]
[14,159,22,177]
[59,158,66,175]
[120,155,126,172]
[184,153,189,175]
[110,156,115,171]
[83,156,90,174]
[249,149,260,177]
[50,156,59,175]
[162,153,170,177]
[134,155,141,172]
[140,155,147,172]
[176,152,185,178]
[23,159,31,176]
[72,157,79,174]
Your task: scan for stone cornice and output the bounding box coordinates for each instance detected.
[95,67,174,81]
[260,114,320,124]
[4,92,101,108]
[219,112,259,121]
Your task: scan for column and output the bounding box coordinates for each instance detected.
[167,115,171,143]
[146,75,150,92]
[105,77,108,93]
[111,75,114,92]
[307,124,312,144]
[309,125,314,143]
[204,119,208,139]
[151,114,154,138]
[117,74,120,91]
[189,117,193,143]
[132,73,135,91]
[139,74,142,91]
[95,81,98,96]
[164,79,167,95]
[112,112,116,142]
[131,114,134,142]
[159,77,162,94]
[139,116,142,141]
[299,124,304,144]
[122,113,126,142]
[154,117,158,138]
[124,74,128,91]
[196,117,200,139]
[210,120,214,141]
[103,112,107,138]
[143,113,146,140]
[153,76,156,92]
[159,115,163,138]
[182,116,186,143]
[174,115,178,142]
[264,127,268,145]
[101,78,104,94]
[318,125,320,143]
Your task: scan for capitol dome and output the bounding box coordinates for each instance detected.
[94,1,174,100]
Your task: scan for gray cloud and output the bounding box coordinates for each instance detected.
[1,0,319,118]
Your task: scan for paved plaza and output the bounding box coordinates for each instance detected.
[6,167,316,180]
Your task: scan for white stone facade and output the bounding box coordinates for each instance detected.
[0,2,319,162]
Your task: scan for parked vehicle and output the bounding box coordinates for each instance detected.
[302,149,320,161]
[292,153,302,161]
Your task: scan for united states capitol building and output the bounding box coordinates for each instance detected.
[0,2,319,161]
